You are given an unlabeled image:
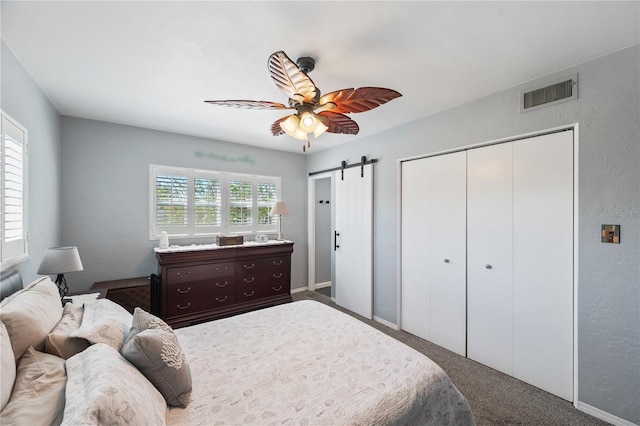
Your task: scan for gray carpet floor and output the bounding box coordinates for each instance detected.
[293,290,609,426]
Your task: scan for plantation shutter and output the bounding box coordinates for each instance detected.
[1,113,29,265]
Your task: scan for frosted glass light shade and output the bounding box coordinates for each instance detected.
[37,247,84,274]
[280,112,328,141]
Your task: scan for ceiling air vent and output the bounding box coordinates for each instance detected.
[521,74,577,113]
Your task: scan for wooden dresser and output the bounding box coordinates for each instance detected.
[155,242,293,328]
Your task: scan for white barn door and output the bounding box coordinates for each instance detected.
[334,164,373,319]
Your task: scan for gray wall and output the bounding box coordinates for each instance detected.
[1,41,61,283]
[307,45,639,423]
[59,117,308,291]
[314,177,331,284]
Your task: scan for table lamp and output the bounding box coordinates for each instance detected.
[37,246,84,299]
[269,201,290,241]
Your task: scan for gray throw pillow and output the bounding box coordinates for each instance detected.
[121,327,192,407]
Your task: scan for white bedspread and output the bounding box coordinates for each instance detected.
[168,300,475,425]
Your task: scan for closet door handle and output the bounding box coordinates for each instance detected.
[443,259,450,263]
[334,231,340,250]
[485,264,492,269]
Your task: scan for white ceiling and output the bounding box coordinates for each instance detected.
[2,1,639,153]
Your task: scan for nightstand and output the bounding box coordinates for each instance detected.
[91,277,151,314]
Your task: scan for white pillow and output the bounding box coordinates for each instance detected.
[62,343,167,426]
[0,322,15,410]
[0,277,63,360]
[70,299,132,351]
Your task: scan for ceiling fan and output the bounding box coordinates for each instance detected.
[205,51,402,152]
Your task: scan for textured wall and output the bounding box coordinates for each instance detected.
[307,45,639,423]
[1,41,61,283]
[60,117,308,291]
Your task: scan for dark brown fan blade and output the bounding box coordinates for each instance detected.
[268,51,318,105]
[318,87,401,114]
[317,111,359,135]
[270,116,289,136]
[204,100,291,110]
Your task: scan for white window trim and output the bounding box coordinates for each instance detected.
[149,164,281,240]
[1,110,30,269]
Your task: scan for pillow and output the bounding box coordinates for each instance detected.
[70,299,132,351]
[0,347,66,426]
[45,303,90,359]
[121,327,192,407]
[0,322,15,410]
[62,343,166,426]
[125,307,171,344]
[0,276,63,360]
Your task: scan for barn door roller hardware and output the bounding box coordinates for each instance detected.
[309,156,378,179]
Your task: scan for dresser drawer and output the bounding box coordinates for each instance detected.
[236,256,289,275]
[237,269,288,285]
[166,262,234,284]
[237,280,288,301]
[165,282,235,317]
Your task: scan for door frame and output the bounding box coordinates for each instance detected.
[397,123,579,405]
[307,171,333,292]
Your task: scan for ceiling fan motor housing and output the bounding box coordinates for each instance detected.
[296,56,315,74]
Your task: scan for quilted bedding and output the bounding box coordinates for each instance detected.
[168,300,475,425]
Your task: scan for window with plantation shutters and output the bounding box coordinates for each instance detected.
[1,112,29,268]
[150,165,280,239]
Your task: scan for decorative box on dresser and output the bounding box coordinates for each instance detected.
[155,241,293,328]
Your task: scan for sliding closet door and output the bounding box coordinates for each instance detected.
[467,143,514,375]
[512,131,573,401]
[401,159,430,340]
[401,152,466,356]
[334,164,373,319]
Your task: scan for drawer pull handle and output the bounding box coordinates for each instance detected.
[272,272,283,278]
[215,296,228,302]
[485,264,492,269]
[176,287,191,294]
[215,281,228,287]
[444,259,450,263]
[176,271,191,277]
[243,263,255,270]
[272,286,283,291]
[243,277,255,283]
[244,291,255,297]
[215,266,228,272]
[273,260,283,265]
[176,303,191,310]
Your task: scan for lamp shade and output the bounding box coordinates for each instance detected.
[37,247,84,275]
[269,202,290,216]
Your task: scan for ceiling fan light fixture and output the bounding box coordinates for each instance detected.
[280,115,308,140]
[313,119,328,138]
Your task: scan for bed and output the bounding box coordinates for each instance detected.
[0,273,475,425]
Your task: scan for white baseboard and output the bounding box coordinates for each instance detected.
[315,281,331,289]
[290,286,307,294]
[374,315,399,330]
[576,401,638,426]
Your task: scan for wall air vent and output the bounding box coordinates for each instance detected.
[520,74,578,113]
